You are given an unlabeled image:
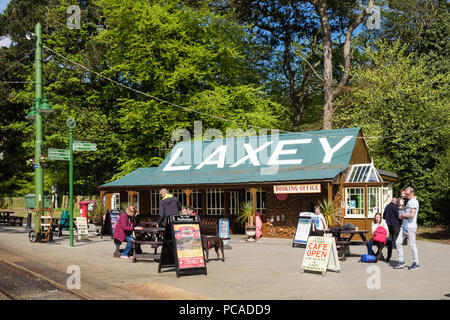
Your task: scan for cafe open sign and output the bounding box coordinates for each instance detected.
[274,184,321,194]
[301,236,340,275]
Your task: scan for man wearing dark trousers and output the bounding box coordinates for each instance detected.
[383,196,401,250]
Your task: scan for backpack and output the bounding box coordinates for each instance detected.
[361,254,377,263]
[373,226,387,244]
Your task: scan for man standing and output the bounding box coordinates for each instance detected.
[383,196,401,250]
[394,187,420,270]
[158,188,182,227]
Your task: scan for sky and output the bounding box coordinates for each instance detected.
[0,0,10,13]
[0,0,11,47]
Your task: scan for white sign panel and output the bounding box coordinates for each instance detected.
[274,184,321,194]
[76,217,89,241]
[301,236,340,275]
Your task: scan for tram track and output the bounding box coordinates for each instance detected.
[0,256,94,300]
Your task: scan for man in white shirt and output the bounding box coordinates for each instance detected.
[394,187,420,270]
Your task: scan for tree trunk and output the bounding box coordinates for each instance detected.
[315,0,334,130]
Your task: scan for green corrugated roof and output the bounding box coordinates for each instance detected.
[99,127,361,188]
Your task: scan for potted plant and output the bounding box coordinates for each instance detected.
[39,155,51,169]
[237,201,256,241]
[88,201,104,235]
[318,198,341,229]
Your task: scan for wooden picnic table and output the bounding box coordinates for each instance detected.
[0,211,24,226]
[326,229,369,261]
[130,227,166,263]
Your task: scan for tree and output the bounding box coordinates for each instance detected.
[335,40,450,225]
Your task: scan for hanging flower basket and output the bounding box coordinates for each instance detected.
[39,156,51,169]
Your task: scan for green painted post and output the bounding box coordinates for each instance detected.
[69,127,74,247]
[67,118,76,247]
[34,23,44,209]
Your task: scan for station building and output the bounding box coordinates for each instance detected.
[97,128,397,237]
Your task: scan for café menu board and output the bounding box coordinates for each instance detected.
[173,223,205,269]
[159,215,207,277]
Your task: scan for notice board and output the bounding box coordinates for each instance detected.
[301,236,340,275]
[219,218,231,249]
[109,210,121,238]
[76,217,89,241]
[293,212,313,247]
[159,215,207,277]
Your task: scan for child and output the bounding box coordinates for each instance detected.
[311,205,327,236]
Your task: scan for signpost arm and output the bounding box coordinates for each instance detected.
[69,127,74,247]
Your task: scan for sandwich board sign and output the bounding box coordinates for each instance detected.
[219,218,231,249]
[158,215,207,278]
[293,212,313,247]
[300,236,340,275]
[76,217,89,241]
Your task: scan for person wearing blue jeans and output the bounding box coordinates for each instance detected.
[113,206,143,260]
[367,213,392,261]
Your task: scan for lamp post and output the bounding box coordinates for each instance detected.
[26,23,54,209]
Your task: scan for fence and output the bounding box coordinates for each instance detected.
[0,195,100,209]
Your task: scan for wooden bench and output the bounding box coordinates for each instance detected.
[0,212,14,225]
[336,240,366,261]
[130,240,164,262]
[200,223,218,236]
[8,216,24,226]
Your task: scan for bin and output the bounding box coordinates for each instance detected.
[79,201,96,224]
[24,194,52,209]
[60,210,70,230]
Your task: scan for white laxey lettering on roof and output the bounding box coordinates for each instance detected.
[162,136,353,172]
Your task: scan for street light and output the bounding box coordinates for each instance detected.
[36,94,54,116]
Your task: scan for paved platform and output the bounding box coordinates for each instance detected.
[0,224,449,300]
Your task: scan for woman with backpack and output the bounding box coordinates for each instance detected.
[366,212,393,262]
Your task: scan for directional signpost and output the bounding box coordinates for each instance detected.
[73,141,97,152]
[49,119,97,247]
[48,148,70,161]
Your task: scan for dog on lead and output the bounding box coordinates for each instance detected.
[202,235,226,262]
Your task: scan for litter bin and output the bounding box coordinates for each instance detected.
[60,210,70,230]
[79,201,96,225]
[24,194,52,209]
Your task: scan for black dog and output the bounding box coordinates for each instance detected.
[202,236,225,262]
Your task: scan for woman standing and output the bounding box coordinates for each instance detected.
[113,206,142,259]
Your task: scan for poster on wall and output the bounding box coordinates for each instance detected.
[293,212,313,247]
[300,236,340,275]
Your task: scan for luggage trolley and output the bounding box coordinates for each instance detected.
[28,200,55,243]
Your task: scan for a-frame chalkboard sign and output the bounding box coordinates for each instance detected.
[101,209,121,239]
[158,215,207,278]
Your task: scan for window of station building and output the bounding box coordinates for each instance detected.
[150,190,159,215]
[245,188,266,215]
[111,193,120,211]
[346,164,382,183]
[128,192,139,213]
[168,189,187,208]
[229,191,240,215]
[207,188,224,215]
[345,187,364,217]
[368,187,381,218]
[190,189,203,215]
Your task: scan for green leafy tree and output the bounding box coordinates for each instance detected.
[335,40,450,225]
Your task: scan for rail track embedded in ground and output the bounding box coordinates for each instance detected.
[0,256,94,300]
